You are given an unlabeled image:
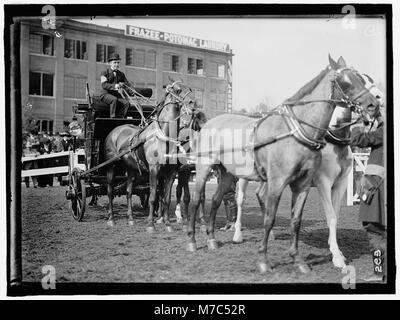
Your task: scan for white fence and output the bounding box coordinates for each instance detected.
[22,149,368,206]
[21,149,85,178]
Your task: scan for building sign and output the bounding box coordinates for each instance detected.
[125,25,231,53]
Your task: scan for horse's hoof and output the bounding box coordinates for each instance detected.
[200,225,207,233]
[258,262,273,274]
[270,231,275,241]
[207,239,218,250]
[166,226,173,233]
[298,262,311,274]
[182,225,188,232]
[128,220,134,226]
[107,220,115,227]
[232,233,243,243]
[333,257,347,269]
[176,218,183,224]
[155,217,163,224]
[147,226,155,233]
[186,242,197,252]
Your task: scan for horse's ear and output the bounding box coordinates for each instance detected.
[328,54,338,70]
[337,56,347,68]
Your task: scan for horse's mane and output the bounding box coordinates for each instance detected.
[155,92,167,116]
[284,66,330,103]
[190,110,208,131]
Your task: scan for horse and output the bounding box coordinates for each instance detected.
[104,80,194,230]
[232,73,384,269]
[174,110,208,229]
[152,109,208,226]
[186,55,381,274]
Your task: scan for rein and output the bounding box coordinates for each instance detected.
[129,81,194,156]
[253,67,372,151]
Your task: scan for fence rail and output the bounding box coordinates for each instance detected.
[22,150,369,206]
[21,149,85,179]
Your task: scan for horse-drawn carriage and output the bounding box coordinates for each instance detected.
[65,84,156,221]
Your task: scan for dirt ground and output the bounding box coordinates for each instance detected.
[21,180,375,287]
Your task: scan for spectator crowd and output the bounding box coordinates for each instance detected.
[22,130,75,188]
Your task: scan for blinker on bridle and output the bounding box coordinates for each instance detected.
[333,67,380,118]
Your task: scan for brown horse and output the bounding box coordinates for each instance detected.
[104,80,194,230]
[187,56,381,274]
[174,110,208,229]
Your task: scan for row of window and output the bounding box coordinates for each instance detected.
[29,72,86,99]
[32,120,72,133]
[28,71,213,108]
[34,119,54,133]
[30,33,226,78]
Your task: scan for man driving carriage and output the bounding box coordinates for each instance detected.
[99,53,132,118]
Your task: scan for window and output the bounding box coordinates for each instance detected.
[172,55,179,72]
[134,49,145,67]
[163,53,180,72]
[65,39,87,60]
[209,61,226,78]
[217,93,227,109]
[146,50,156,69]
[218,64,225,78]
[209,89,226,110]
[37,120,54,133]
[193,89,204,107]
[126,48,134,66]
[30,33,54,56]
[188,58,204,75]
[127,48,156,69]
[64,76,87,99]
[96,44,117,63]
[29,72,54,96]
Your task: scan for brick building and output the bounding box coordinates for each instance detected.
[20,18,234,132]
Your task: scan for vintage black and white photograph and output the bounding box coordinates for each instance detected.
[4,2,396,297]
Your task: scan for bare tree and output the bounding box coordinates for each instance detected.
[22,102,39,134]
[252,97,271,115]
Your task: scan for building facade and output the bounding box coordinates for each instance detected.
[20,19,233,132]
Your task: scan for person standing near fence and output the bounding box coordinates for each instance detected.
[22,140,39,188]
[350,111,385,282]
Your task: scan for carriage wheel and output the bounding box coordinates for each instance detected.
[70,170,86,221]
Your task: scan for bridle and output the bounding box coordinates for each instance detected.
[254,66,380,150]
[154,81,194,124]
[151,81,195,154]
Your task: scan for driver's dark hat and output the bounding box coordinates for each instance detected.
[108,53,121,62]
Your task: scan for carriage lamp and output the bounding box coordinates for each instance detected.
[69,116,83,153]
[69,116,82,137]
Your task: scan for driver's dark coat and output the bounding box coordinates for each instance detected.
[350,123,385,226]
[99,68,131,97]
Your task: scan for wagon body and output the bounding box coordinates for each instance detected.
[66,86,155,221]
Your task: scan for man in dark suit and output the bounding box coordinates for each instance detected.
[99,53,132,118]
[351,111,385,282]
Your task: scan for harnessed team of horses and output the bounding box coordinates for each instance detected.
[93,55,383,274]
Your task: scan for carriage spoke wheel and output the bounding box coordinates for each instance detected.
[70,170,86,221]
